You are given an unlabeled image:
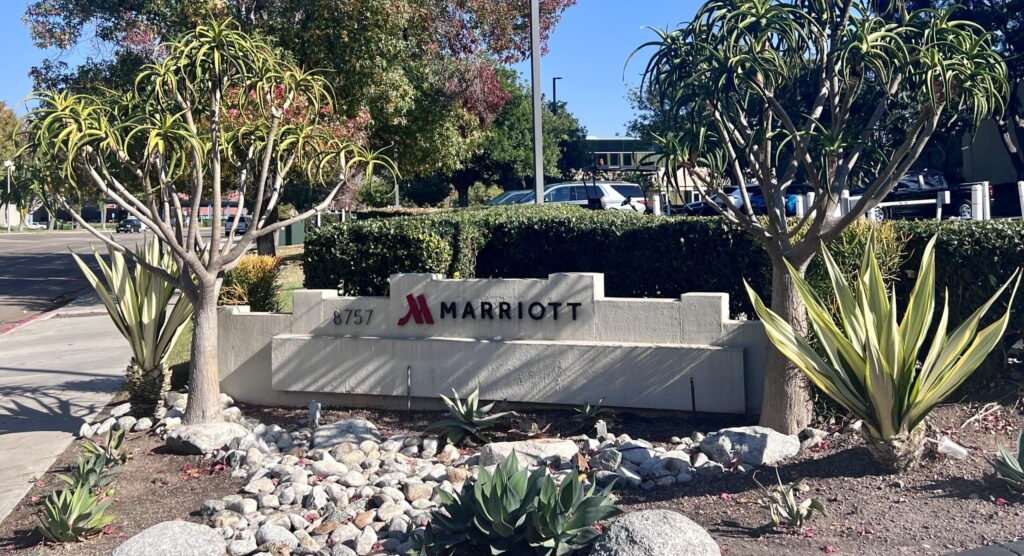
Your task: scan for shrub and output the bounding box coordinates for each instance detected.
[303,207,1024,367]
[37,484,115,542]
[220,255,282,312]
[425,452,621,555]
[468,182,503,206]
[748,235,1020,471]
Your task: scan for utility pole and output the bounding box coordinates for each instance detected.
[3,161,12,234]
[552,77,562,107]
[530,0,544,204]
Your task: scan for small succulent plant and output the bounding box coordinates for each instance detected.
[428,388,510,446]
[754,470,826,529]
[37,484,115,542]
[424,452,621,555]
[993,428,1024,491]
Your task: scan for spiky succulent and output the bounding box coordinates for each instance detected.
[754,471,826,529]
[37,484,115,542]
[993,428,1024,491]
[428,388,510,446]
[425,452,621,555]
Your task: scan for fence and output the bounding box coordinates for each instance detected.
[792,182,997,222]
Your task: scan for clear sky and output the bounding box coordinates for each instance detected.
[0,1,698,136]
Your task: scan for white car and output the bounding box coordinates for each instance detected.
[518,181,648,212]
[25,221,46,230]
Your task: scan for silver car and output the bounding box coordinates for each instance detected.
[518,181,648,212]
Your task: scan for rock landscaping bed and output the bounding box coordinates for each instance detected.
[3,398,1024,555]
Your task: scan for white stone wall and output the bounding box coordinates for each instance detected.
[218,273,768,414]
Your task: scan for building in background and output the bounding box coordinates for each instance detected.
[584,137,704,206]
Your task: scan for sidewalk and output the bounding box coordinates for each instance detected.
[0,295,128,522]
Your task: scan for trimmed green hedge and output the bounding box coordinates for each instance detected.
[304,206,1024,330]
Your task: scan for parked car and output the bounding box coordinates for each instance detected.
[225,215,252,236]
[681,185,753,216]
[115,217,144,233]
[518,181,648,212]
[25,221,46,230]
[854,171,982,221]
[487,190,531,206]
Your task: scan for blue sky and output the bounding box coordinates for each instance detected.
[0,1,697,137]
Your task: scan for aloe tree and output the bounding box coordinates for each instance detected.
[636,0,1008,433]
[72,240,193,414]
[25,19,394,424]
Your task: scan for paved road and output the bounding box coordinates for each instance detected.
[0,230,220,328]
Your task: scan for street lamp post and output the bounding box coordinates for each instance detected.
[3,160,12,234]
[530,0,544,204]
[552,77,562,107]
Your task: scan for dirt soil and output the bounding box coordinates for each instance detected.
[2,401,1023,555]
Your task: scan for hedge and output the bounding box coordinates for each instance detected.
[304,205,1024,332]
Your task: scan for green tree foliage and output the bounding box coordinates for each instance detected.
[24,0,576,181]
[446,68,589,205]
[635,0,1008,434]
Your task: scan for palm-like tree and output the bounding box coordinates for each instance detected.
[25,19,395,424]
[635,0,1007,433]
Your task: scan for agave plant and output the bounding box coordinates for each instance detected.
[753,470,825,529]
[82,426,127,465]
[72,239,193,414]
[571,399,613,434]
[37,484,116,542]
[747,234,1020,472]
[58,453,119,492]
[993,428,1024,491]
[428,388,510,446]
[425,452,621,555]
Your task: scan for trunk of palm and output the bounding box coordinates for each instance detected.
[861,425,926,473]
[183,283,224,424]
[758,257,813,435]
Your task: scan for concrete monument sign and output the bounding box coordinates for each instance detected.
[218,273,768,414]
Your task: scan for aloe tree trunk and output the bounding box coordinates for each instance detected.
[759,255,813,435]
[183,279,224,424]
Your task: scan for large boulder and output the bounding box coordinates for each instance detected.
[112,520,226,556]
[591,510,720,556]
[479,439,579,467]
[700,426,800,466]
[312,419,381,449]
[165,422,248,455]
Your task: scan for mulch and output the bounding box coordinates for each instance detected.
[2,400,1024,555]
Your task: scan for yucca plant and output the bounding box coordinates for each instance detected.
[747,234,1020,471]
[82,426,127,465]
[425,452,621,555]
[753,471,825,529]
[993,428,1024,491]
[428,388,510,446]
[72,239,193,415]
[58,454,119,492]
[37,484,116,542]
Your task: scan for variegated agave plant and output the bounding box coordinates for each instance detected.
[72,239,193,413]
[747,234,1020,472]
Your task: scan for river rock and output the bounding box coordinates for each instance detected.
[112,521,226,556]
[165,422,248,455]
[255,523,299,548]
[479,439,579,466]
[590,509,720,556]
[312,419,381,448]
[700,426,799,466]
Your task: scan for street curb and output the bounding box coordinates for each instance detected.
[0,296,76,337]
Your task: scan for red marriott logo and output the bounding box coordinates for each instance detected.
[398,294,434,325]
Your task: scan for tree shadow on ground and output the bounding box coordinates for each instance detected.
[0,375,122,436]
